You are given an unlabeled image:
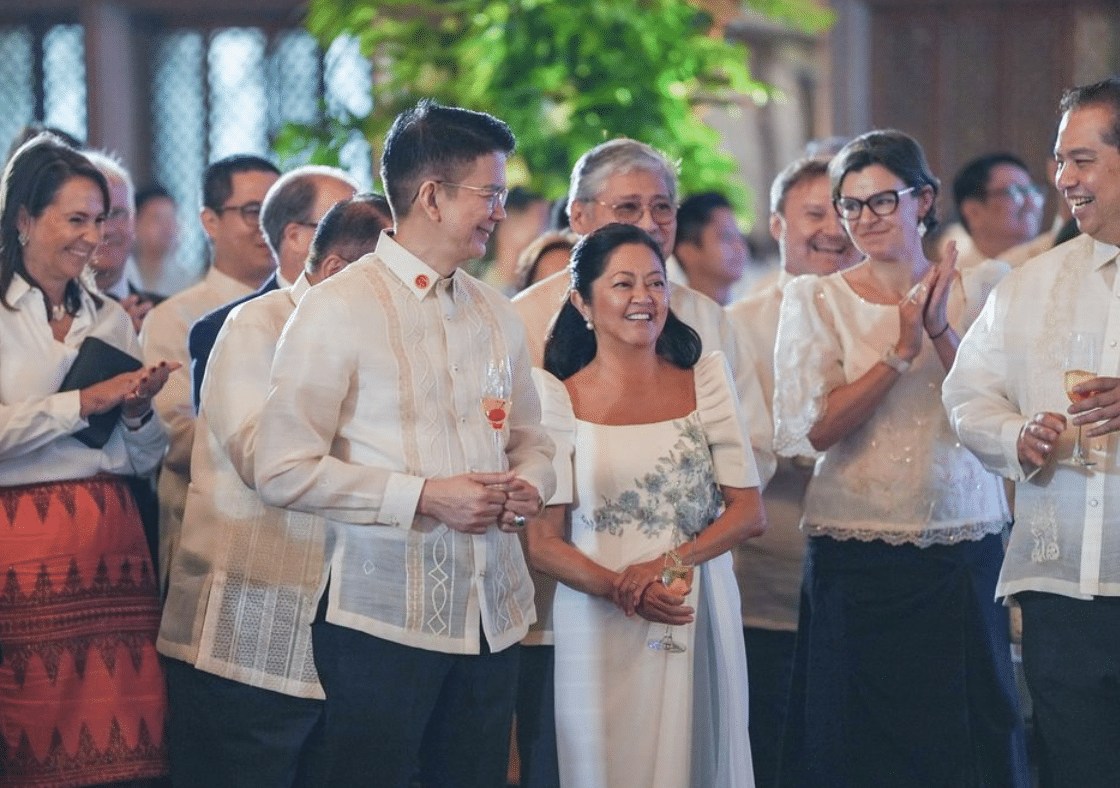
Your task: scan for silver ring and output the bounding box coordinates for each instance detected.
[513,514,527,529]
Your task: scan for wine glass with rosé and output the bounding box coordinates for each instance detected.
[1064,331,1100,467]
[647,544,692,654]
[481,354,512,470]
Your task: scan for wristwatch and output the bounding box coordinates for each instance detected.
[881,346,911,374]
[122,408,155,430]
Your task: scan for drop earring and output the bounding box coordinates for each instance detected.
[585,318,594,331]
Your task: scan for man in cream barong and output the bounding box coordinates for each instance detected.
[944,77,1120,787]
[254,100,555,788]
[157,195,388,787]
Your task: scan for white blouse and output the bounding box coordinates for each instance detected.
[0,275,166,485]
[773,262,1010,546]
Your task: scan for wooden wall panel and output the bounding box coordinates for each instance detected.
[862,0,1078,223]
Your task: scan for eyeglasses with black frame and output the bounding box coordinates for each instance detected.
[214,202,263,223]
[833,187,915,221]
[984,183,1044,208]
[596,198,677,226]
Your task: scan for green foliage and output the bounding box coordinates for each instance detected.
[285,0,832,213]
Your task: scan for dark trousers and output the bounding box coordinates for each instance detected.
[515,644,560,788]
[1018,591,1120,788]
[163,658,325,788]
[743,626,796,788]
[310,617,520,788]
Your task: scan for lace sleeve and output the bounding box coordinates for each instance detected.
[531,367,576,506]
[773,275,846,458]
[695,351,760,489]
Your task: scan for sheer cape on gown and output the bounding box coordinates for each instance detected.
[534,352,758,788]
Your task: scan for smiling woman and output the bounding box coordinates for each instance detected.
[772,130,1029,788]
[0,135,176,788]
[530,222,765,787]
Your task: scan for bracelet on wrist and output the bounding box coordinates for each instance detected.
[928,323,951,340]
[881,346,911,374]
[122,408,154,431]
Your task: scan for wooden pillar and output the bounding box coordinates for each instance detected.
[83,0,146,177]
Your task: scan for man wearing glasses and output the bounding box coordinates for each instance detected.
[141,154,280,582]
[948,152,1045,269]
[254,100,555,788]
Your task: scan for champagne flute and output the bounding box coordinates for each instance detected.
[647,547,692,654]
[1064,332,1100,467]
[480,354,512,470]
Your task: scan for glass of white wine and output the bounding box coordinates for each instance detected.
[647,548,692,654]
[1064,331,1100,467]
[480,354,512,470]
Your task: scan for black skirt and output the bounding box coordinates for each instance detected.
[777,532,1029,788]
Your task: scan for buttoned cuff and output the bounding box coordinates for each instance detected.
[516,465,556,510]
[380,472,425,529]
[58,389,87,431]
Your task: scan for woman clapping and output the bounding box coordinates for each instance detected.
[773,130,1028,788]
[0,135,176,788]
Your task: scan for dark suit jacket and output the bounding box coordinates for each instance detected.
[128,281,167,306]
[188,273,280,413]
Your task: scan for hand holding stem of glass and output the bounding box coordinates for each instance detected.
[1064,369,1096,466]
[648,550,691,653]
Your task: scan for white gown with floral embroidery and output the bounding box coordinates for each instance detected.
[536,352,758,788]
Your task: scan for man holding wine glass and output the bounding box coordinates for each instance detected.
[944,77,1120,788]
[253,100,555,788]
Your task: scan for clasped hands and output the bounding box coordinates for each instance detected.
[611,555,694,626]
[418,472,541,535]
[78,360,180,421]
[1017,375,1120,468]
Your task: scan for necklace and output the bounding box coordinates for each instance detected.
[48,302,67,322]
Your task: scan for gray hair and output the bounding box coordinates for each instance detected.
[260,165,358,259]
[567,138,678,216]
[83,149,135,214]
[769,156,830,216]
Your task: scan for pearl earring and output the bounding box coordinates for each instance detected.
[585,318,594,331]
[18,233,28,247]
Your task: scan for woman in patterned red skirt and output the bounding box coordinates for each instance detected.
[0,135,177,787]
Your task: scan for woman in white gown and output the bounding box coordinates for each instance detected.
[527,223,765,788]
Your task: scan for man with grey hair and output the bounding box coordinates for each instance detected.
[516,140,772,475]
[725,153,859,788]
[188,165,359,409]
[84,151,162,331]
[511,137,774,787]
[158,195,390,788]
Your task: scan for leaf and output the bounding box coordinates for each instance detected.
[286,0,834,208]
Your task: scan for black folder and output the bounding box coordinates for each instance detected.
[58,336,144,448]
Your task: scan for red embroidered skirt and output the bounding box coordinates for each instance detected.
[0,475,168,788]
